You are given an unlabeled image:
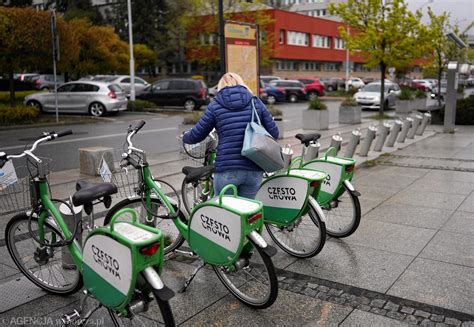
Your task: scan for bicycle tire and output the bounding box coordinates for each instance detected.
[212,238,278,309]
[104,198,186,254]
[5,213,83,295]
[323,184,361,238]
[265,201,326,258]
[181,178,211,215]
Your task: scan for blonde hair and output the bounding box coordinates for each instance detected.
[217,72,253,95]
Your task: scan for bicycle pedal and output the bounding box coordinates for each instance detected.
[61,310,80,325]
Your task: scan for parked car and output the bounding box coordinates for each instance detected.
[269,80,306,103]
[30,74,65,90]
[14,73,39,81]
[262,82,286,104]
[353,82,400,110]
[467,77,474,87]
[362,77,375,84]
[260,75,281,84]
[24,81,128,117]
[294,78,325,99]
[346,77,365,89]
[93,75,150,96]
[413,79,432,92]
[320,77,345,91]
[431,80,447,100]
[138,78,208,111]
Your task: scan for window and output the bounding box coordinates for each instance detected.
[302,62,321,71]
[276,61,296,71]
[108,84,122,93]
[121,78,130,83]
[57,84,75,93]
[71,83,99,92]
[312,34,330,48]
[279,30,285,44]
[335,38,345,50]
[287,31,309,46]
[152,81,169,91]
[135,77,146,84]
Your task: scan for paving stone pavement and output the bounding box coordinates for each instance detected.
[1,125,474,325]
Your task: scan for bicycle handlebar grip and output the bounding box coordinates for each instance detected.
[134,120,146,132]
[0,158,7,169]
[56,130,73,138]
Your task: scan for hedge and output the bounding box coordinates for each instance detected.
[0,90,42,105]
[431,95,474,125]
[127,100,155,111]
[0,105,40,125]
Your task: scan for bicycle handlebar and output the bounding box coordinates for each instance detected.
[2,130,73,163]
[134,120,146,132]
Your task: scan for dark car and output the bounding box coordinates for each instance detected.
[262,81,286,104]
[138,78,208,111]
[269,80,307,103]
[320,77,344,92]
[294,78,325,99]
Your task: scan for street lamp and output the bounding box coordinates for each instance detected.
[127,0,135,101]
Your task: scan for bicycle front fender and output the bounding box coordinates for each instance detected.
[343,180,361,197]
[248,231,277,257]
[308,196,326,223]
[143,267,175,301]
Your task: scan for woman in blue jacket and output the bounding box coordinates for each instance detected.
[183,72,279,199]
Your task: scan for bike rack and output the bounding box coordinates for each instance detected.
[59,200,83,269]
[329,133,343,155]
[359,125,377,156]
[373,122,391,152]
[303,141,320,162]
[407,113,423,139]
[416,112,431,136]
[397,117,413,143]
[344,129,362,158]
[386,120,403,147]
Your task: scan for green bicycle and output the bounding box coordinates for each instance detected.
[1,131,175,326]
[294,133,361,238]
[181,134,328,259]
[103,121,278,309]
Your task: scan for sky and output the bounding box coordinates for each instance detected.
[405,0,474,33]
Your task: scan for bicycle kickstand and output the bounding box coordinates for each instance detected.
[179,259,206,293]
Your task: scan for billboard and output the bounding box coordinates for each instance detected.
[224,21,259,96]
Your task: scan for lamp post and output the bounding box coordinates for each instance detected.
[218,0,226,76]
[345,27,350,92]
[127,0,135,101]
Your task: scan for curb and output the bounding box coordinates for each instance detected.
[0,116,109,131]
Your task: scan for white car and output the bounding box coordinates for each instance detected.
[92,75,150,96]
[354,82,401,110]
[413,79,433,92]
[346,77,365,89]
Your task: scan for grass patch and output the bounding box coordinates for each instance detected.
[127,99,156,111]
[0,90,43,105]
[369,113,395,120]
[325,89,358,97]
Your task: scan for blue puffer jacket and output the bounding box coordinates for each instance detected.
[183,85,279,172]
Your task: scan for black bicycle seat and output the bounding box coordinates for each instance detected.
[72,181,117,207]
[182,165,215,184]
[295,133,321,146]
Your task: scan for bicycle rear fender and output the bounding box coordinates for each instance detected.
[188,196,263,267]
[82,218,164,313]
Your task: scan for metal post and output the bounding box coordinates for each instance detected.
[218,0,226,75]
[359,125,377,156]
[50,9,59,123]
[373,122,391,151]
[416,112,431,135]
[443,61,458,133]
[344,129,362,158]
[127,0,136,101]
[60,201,82,269]
[303,142,320,161]
[397,117,413,143]
[345,27,350,92]
[329,133,343,154]
[407,114,423,139]
[386,120,403,147]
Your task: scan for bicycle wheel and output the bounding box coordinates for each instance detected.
[322,184,361,238]
[181,178,211,215]
[265,201,326,258]
[212,239,278,309]
[5,213,83,295]
[104,198,186,254]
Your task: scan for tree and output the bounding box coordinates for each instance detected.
[424,8,473,106]
[330,0,426,115]
[134,43,157,74]
[0,7,79,106]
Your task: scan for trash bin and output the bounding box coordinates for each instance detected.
[60,201,83,269]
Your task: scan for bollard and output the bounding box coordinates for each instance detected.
[60,201,83,269]
[303,141,320,161]
[329,133,343,155]
[281,144,294,170]
[386,120,403,147]
[359,125,377,156]
[373,122,391,151]
[407,114,423,139]
[416,112,431,136]
[344,129,362,158]
[397,117,413,143]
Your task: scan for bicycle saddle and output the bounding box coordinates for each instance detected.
[295,133,321,146]
[182,165,215,184]
[72,179,118,207]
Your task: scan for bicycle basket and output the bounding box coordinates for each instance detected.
[182,131,218,160]
[0,176,33,216]
[99,149,140,198]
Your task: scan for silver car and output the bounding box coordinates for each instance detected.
[93,75,150,96]
[354,82,401,110]
[24,81,128,117]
